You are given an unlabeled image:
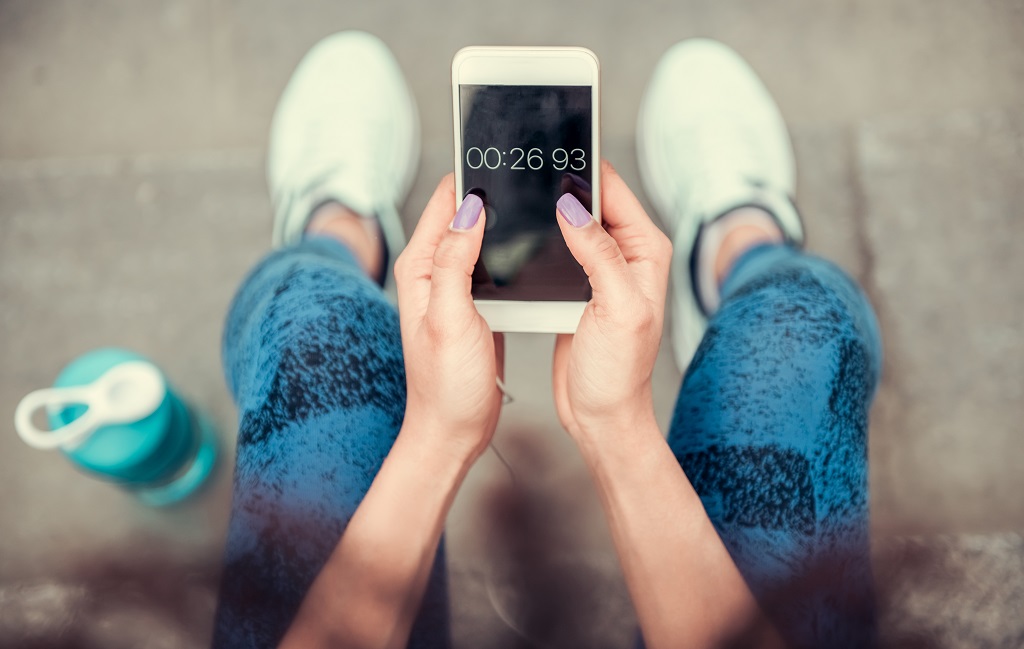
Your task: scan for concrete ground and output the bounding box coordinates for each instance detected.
[1,0,1022,646]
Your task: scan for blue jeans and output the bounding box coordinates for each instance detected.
[211,237,881,649]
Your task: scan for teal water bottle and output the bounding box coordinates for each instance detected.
[14,348,218,507]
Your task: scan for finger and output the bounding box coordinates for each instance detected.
[552,333,574,430]
[600,160,666,263]
[404,174,457,261]
[556,192,631,304]
[494,332,505,382]
[396,175,456,324]
[425,194,486,328]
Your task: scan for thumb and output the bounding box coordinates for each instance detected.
[426,193,486,327]
[556,192,630,304]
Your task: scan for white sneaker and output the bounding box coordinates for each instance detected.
[268,31,420,290]
[637,39,804,373]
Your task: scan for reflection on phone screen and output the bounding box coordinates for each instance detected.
[460,84,593,301]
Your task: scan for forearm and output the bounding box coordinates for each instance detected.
[280,426,472,649]
[576,415,783,649]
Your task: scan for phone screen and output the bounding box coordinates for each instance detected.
[459,84,593,301]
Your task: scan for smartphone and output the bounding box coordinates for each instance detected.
[451,46,601,333]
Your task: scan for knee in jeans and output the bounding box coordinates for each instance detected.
[741,260,872,364]
[689,261,880,409]
[231,264,405,446]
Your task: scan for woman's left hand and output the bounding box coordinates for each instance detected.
[394,174,504,463]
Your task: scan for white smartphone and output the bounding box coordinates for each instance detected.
[451,46,601,333]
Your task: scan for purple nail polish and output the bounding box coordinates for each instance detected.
[453,194,483,230]
[557,192,592,228]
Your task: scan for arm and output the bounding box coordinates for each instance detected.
[576,416,781,649]
[281,176,501,649]
[552,162,782,649]
[280,428,472,649]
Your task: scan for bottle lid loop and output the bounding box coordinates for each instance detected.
[14,361,165,451]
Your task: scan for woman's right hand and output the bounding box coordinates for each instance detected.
[552,161,673,444]
[549,164,778,649]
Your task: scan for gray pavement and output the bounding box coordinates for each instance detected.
[1,0,1022,646]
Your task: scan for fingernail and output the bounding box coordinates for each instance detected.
[452,194,483,230]
[557,192,593,228]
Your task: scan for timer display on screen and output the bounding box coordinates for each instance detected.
[460,84,593,302]
[464,146,587,172]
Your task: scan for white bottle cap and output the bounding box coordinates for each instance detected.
[14,361,165,451]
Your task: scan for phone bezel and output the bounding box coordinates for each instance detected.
[451,46,601,334]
